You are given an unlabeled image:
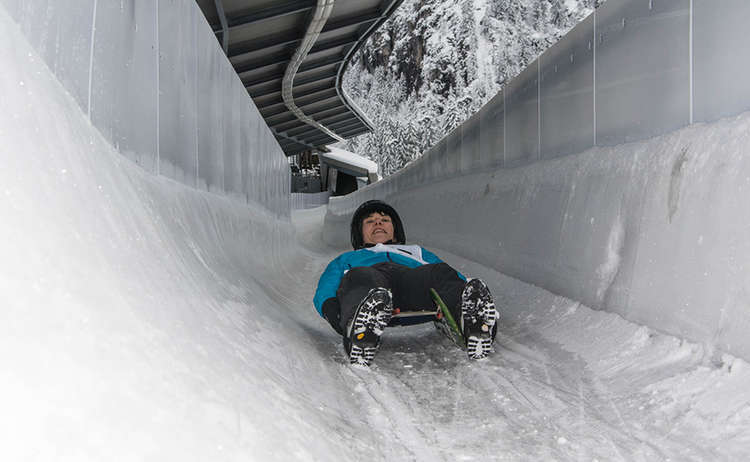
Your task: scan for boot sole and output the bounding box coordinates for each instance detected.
[461,279,498,360]
[348,288,393,366]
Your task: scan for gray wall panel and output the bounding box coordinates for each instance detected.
[446,128,461,175]
[224,73,243,197]
[461,113,481,173]
[434,138,448,182]
[540,14,594,160]
[240,99,252,202]
[3,0,288,215]
[196,19,225,193]
[91,0,158,173]
[15,0,94,112]
[158,0,198,187]
[595,0,690,146]
[505,62,539,166]
[427,147,438,183]
[0,0,20,20]
[693,0,750,123]
[479,91,504,169]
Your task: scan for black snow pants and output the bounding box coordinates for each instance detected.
[335,262,465,334]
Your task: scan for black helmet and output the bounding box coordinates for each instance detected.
[350,200,406,250]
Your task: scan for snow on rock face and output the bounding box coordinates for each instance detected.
[340,0,601,176]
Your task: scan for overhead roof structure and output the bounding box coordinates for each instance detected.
[195,0,404,156]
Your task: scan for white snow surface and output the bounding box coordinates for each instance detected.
[2,8,750,462]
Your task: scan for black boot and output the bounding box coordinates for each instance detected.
[460,279,498,359]
[345,288,393,366]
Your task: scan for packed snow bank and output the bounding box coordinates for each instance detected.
[325,115,750,361]
[0,10,366,460]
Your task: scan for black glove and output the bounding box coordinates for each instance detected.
[322,298,344,335]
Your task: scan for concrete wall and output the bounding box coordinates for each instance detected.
[1,0,289,216]
[324,0,750,360]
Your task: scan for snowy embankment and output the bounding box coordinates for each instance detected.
[0,10,366,460]
[3,6,750,461]
[326,112,750,363]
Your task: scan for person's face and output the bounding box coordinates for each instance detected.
[362,212,394,245]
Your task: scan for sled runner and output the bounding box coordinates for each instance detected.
[385,288,466,347]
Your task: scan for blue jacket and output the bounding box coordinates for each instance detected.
[313,243,463,316]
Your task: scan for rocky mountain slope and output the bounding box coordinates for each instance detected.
[340,0,602,176]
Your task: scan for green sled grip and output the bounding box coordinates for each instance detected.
[430,288,465,345]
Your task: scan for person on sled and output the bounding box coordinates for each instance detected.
[313,200,498,366]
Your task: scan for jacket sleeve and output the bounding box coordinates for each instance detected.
[313,255,346,316]
[422,247,467,281]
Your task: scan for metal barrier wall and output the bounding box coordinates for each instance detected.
[1,0,290,216]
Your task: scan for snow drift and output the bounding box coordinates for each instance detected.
[0,8,359,460]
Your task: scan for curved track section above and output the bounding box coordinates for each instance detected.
[195,0,404,155]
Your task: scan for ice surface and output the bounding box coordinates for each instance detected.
[2,6,750,462]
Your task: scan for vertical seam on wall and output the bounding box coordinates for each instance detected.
[195,14,199,186]
[156,3,160,175]
[593,9,597,147]
[689,0,694,124]
[87,0,98,119]
[503,89,506,166]
[537,59,541,160]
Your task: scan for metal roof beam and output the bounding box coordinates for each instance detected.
[303,112,353,128]
[256,85,337,110]
[248,72,336,99]
[228,30,300,59]
[242,54,344,88]
[235,34,357,76]
[213,0,229,53]
[212,0,315,33]
[290,67,339,88]
[328,118,364,130]
[298,118,362,137]
[288,117,360,137]
[248,85,282,99]
[321,8,383,33]
[337,126,368,137]
[273,106,349,132]
[269,100,344,127]
[270,126,318,151]
[317,110,359,125]
[310,33,359,54]
[271,103,347,129]
[342,127,370,138]
[262,89,339,117]
[307,134,336,145]
[234,50,291,75]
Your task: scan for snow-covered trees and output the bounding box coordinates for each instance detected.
[339,0,602,177]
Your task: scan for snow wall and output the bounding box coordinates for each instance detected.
[325,0,750,361]
[0,0,290,215]
[0,3,334,457]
